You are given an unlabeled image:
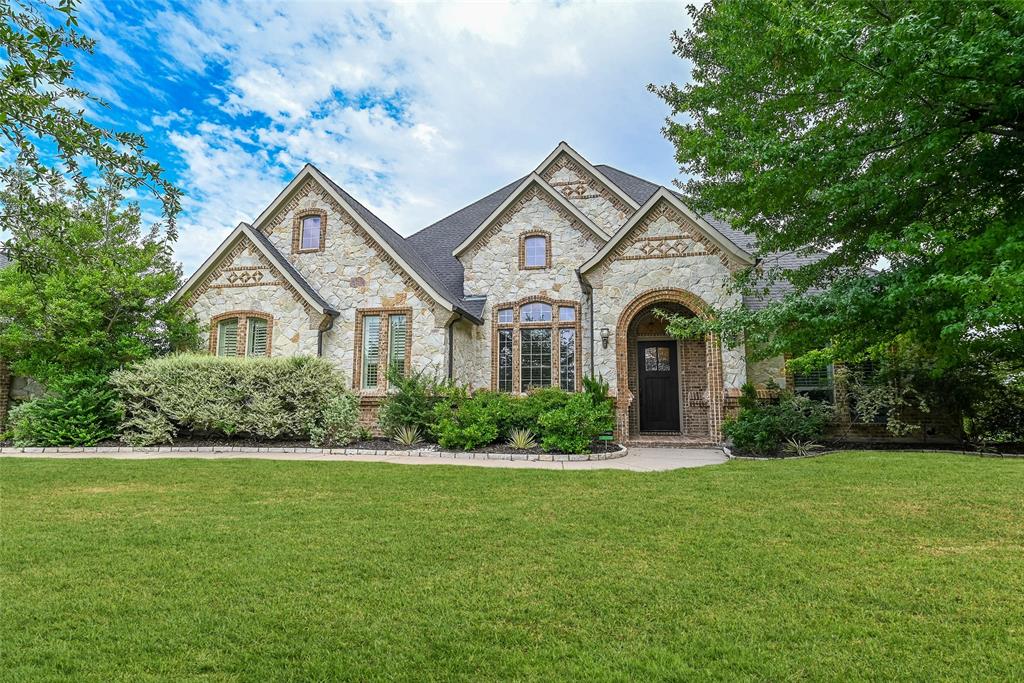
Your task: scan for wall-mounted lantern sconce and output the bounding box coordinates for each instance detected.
[600,328,610,349]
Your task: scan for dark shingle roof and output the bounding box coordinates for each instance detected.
[405,176,524,303]
[246,224,338,315]
[316,168,474,316]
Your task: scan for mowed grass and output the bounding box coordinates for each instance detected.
[2,452,1023,681]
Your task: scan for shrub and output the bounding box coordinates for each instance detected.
[431,389,499,450]
[538,392,615,454]
[392,425,423,447]
[7,373,119,447]
[110,354,350,446]
[509,387,572,433]
[724,384,833,456]
[507,428,538,450]
[308,393,360,448]
[378,367,445,440]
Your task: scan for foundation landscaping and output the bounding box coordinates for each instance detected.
[1,355,621,460]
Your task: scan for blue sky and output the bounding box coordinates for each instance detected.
[67,0,692,273]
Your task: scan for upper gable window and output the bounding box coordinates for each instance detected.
[293,210,326,253]
[520,233,550,269]
[301,216,321,250]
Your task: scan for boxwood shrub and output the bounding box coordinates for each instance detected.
[110,354,356,446]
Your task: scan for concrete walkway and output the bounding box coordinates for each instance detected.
[1,447,729,472]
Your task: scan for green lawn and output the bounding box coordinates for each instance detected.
[2,452,1023,681]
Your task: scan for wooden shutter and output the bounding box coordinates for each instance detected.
[247,318,268,356]
[388,314,408,377]
[217,318,238,356]
[362,315,381,388]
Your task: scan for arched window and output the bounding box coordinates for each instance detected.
[519,232,550,269]
[493,297,580,393]
[293,209,327,253]
[210,312,273,357]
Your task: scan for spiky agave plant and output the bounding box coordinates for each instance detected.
[783,438,824,458]
[393,425,423,447]
[507,428,538,450]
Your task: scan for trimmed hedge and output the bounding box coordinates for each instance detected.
[110,354,355,446]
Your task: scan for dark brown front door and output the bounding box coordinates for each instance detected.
[638,341,680,432]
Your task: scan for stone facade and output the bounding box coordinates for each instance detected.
[0,360,9,433]
[180,145,777,442]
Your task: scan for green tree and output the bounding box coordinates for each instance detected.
[653,1,1024,372]
[1,0,179,222]
[0,172,197,386]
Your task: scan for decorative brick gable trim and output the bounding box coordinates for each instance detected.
[264,178,435,308]
[518,230,552,270]
[540,152,632,217]
[209,311,274,357]
[291,208,327,253]
[184,237,318,324]
[463,184,604,262]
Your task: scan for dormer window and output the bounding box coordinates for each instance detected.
[520,232,550,269]
[292,209,326,253]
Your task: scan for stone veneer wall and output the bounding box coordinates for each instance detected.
[588,199,747,395]
[189,242,320,358]
[455,187,604,390]
[540,152,631,235]
[258,178,450,390]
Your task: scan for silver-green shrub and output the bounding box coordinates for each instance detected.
[110,354,352,446]
[308,394,361,448]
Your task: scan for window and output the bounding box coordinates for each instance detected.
[355,308,411,391]
[521,328,552,391]
[217,318,238,356]
[520,302,551,322]
[301,215,321,250]
[493,298,580,393]
[361,315,381,389]
[247,318,268,356]
[559,329,575,391]
[497,329,513,392]
[520,233,550,269]
[388,314,408,379]
[293,210,326,252]
[212,313,272,357]
[793,364,834,404]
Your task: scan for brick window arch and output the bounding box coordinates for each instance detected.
[209,311,274,357]
[292,208,327,253]
[518,231,552,270]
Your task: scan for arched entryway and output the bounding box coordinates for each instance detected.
[615,289,724,443]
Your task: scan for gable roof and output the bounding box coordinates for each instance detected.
[249,164,478,319]
[536,142,640,211]
[579,188,756,274]
[174,222,337,316]
[451,174,610,258]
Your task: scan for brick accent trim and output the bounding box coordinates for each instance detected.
[614,288,724,442]
[518,231,552,270]
[209,311,274,357]
[491,295,582,393]
[292,208,327,254]
[540,152,632,217]
[353,307,413,395]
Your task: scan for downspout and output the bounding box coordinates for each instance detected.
[317,313,338,357]
[576,269,595,378]
[447,315,457,380]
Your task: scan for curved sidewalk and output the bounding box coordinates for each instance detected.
[0,446,728,472]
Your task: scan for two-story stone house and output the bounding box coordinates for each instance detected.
[177,142,814,443]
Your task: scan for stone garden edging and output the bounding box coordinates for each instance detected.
[0,444,629,462]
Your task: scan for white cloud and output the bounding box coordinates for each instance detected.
[111,0,693,272]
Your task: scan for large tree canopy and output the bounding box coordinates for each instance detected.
[653,0,1024,371]
[0,0,179,226]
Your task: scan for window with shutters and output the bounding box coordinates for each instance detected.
[793,364,834,404]
[210,312,273,357]
[492,296,580,393]
[216,318,238,356]
[354,308,412,392]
